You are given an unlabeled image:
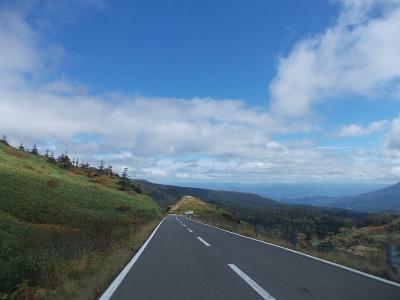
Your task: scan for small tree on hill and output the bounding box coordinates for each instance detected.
[98,160,105,174]
[118,167,130,190]
[31,144,39,155]
[19,143,25,151]
[80,161,90,169]
[1,135,9,145]
[122,167,128,178]
[47,151,56,164]
[106,165,113,176]
[58,152,73,169]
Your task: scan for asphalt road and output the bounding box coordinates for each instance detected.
[103,215,400,300]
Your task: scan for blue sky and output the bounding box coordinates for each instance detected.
[1,0,400,185]
[54,1,336,101]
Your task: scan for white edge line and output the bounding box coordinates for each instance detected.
[98,217,166,300]
[228,264,275,300]
[183,216,400,288]
[197,236,211,246]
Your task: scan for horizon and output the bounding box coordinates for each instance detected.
[1,0,400,185]
[149,179,392,198]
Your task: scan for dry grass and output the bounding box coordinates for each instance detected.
[4,147,29,158]
[39,220,160,300]
[47,179,59,188]
[70,168,87,176]
[169,196,238,227]
[89,175,115,189]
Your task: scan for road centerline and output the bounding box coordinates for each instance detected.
[187,228,193,233]
[197,236,211,246]
[228,264,275,300]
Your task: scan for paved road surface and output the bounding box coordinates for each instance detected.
[102,215,400,300]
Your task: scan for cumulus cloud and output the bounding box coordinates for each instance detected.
[269,0,400,116]
[384,116,400,157]
[0,4,314,161]
[0,10,41,87]
[0,93,293,157]
[0,3,314,180]
[0,1,399,184]
[339,120,388,137]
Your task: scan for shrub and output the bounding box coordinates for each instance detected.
[116,205,131,213]
[89,175,114,188]
[47,179,59,188]
[31,144,39,155]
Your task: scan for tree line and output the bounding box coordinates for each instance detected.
[1,134,141,193]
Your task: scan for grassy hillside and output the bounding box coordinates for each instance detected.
[316,216,400,258]
[169,195,238,224]
[0,143,162,299]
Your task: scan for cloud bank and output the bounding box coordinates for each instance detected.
[1,1,400,184]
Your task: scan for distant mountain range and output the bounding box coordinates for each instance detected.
[138,179,400,214]
[282,181,400,213]
[134,179,281,209]
[157,181,388,198]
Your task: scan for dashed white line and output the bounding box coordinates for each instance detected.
[187,228,193,233]
[185,217,400,289]
[228,264,275,300]
[197,236,210,246]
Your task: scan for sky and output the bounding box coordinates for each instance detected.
[1,0,400,185]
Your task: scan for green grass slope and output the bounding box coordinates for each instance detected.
[0,143,162,298]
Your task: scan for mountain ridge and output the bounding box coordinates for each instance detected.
[282,181,400,213]
[134,179,282,209]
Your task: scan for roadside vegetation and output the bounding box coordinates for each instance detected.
[0,140,162,299]
[174,195,400,283]
[2,131,399,297]
[168,195,238,224]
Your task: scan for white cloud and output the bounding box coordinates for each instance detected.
[0,92,291,157]
[0,10,40,87]
[269,0,400,116]
[339,120,388,137]
[1,2,400,184]
[0,7,310,161]
[384,116,400,157]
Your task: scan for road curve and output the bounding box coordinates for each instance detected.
[102,215,400,300]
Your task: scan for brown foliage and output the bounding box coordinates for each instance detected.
[70,167,87,176]
[116,205,131,213]
[89,175,114,188]
[4,146,28,158]
[87,172,97,179]
[47,179,59,188]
